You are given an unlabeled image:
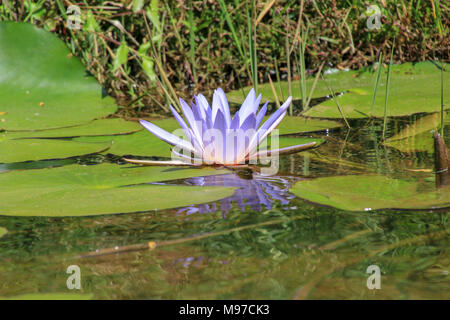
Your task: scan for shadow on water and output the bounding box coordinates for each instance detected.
[0,113,448,299]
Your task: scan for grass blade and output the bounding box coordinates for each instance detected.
[383,38,395,140]
[370,51,383,116]
[321,74,350,129]
[305,61,325,109]
[441,61,445,136]
[268,74,280,108]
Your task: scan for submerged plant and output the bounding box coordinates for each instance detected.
[125,88,317,167]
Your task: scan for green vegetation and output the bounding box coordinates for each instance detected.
[0,0,447,115]
[290,174,450,211]
[0,164,234,216]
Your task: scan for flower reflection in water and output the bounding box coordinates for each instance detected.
[172,172,301,217]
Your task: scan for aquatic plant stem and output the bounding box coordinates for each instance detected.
[321,74,350,129]
[286,26,293,115]
[382,38,395,140]
[370,51,383,116]
[441,61,445,137]
[268,74,281,108]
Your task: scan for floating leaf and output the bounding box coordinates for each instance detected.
[8,119,142,139]
[0,136,110,163]
[290,175,450,211]
[303,63,450,118]
[0,164,234,216]
[0,22,117,131]
[0,293,93,300]
[276,116,342,134]
[228,63,449,118]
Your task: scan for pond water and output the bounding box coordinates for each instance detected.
[0,116,448,299]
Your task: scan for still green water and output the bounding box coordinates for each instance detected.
[0,116,448,299]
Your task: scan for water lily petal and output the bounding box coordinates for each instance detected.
[139,119,196,153]
[213,109,227,162]
[238,88,256,125]
[254,93,262,113]
[239,113,257,160]
[248,96,292,154]
[255,101,268,129]
[179,98,204,150]
[217,88,231,128]
[195,94,213,129]
[170,105,203,152]
[230,112,240,130]
[211,90,221,125]
[240,112,256,132]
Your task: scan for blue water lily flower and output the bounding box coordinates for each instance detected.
[125,88,316,166]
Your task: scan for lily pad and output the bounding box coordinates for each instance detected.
[265,136,323,149]
[0,163,234,216]
[0,293,93,300]
[227,70,357,105]
[302,62,449,118]
[290,175,450,211]
[8,118,142,138]
[275,116,342,134]
[0,22,117,131]
[0,227,7,238]
[75,129,173,158]
[0,135,110,163]
[229,63,448,119]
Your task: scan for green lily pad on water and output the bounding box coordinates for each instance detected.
[0,22,117,131]
[0,163,234,216]
[0,227,7,238]
[0,293,93,300]
[0,134,111,163]
[302,62,449,119]
[229,62,448,119]
[275,116,341,134]
[75,129,174,158]
[290,175,450,211]
[9,118,142,138]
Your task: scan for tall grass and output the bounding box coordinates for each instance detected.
[297,23,309,111]
[247,1,258,91]
[321,74,350,129]
[370,52,383,116]
[441,61,445,136]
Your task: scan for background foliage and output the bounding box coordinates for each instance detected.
[0,0,448,115]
